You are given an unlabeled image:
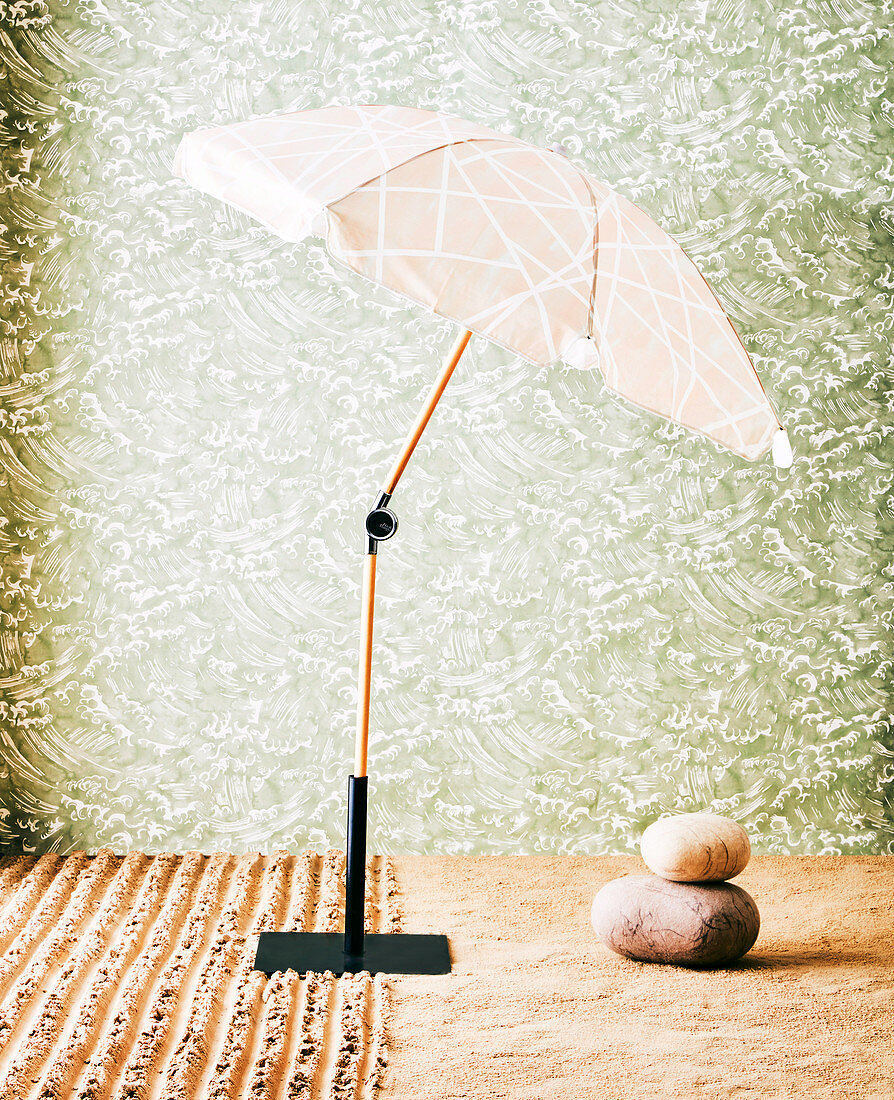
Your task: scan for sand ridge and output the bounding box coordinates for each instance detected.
[0,848,397,1100]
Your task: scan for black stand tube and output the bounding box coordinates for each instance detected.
[344,774,368,956]
[253,773,450,976]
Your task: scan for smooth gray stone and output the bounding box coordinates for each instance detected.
[591,874,760,967]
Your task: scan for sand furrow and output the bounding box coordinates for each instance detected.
[0,854,36,902]
[157,928,244,1100]
[0,853,66,957]
[150,853,253,1100]
[363,858,379,934]
[31,852,179,1100]
[286,852,319,932]
[329,974,371,1100]
[308,974,343,1100]
[72,852,206,1100]
[362,975,391,1099]
[196,852,291,1100]
[284,972,335,1100]
[218,853,265,938]
[243,969,300,1100]
[317,851,344,934]
[0,850,148,1091]
[222,852,299,1097]
[0,848,122,1043]
[0,852,91,999]
[381,858,402,934]
[275,972,310,1100]
[111,852,233,1100]
[187,853,267,1100]
[206,971,267,1100]
[255,851,294,933]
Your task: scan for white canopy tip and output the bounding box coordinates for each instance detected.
[308,209,329,238]
[562,335,599,370]
[772,428,793,469]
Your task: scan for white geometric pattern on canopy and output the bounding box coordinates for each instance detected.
[174,104,784,461]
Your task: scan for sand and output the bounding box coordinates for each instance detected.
[384,855,894,1100]
[0,848,396,1099]
[0,851,890,1098]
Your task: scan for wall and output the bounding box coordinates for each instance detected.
[1,0,891,856]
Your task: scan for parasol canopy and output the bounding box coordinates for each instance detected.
[173,103,790,465]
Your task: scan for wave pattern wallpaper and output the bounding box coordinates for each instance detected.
[0,0,891,857]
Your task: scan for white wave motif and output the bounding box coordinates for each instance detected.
[0,0,891,859]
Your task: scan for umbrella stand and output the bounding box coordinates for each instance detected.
[253,328,472,976]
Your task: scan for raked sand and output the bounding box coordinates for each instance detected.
[0,849,394,1100]
[0,851,890,1098]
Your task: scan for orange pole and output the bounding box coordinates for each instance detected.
[383,328,472,496]
[354,551,376,777]
[353,327,473,779]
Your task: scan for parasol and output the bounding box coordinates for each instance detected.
[173,103,791,976]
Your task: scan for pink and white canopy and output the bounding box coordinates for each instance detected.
[173,104,790,464]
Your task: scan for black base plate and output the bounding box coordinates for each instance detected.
[253,931,452,976]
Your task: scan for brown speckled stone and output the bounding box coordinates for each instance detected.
[591,874,760,967]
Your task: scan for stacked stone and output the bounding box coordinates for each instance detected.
[591,812,760,967]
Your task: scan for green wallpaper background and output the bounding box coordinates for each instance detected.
[0,0,892,857]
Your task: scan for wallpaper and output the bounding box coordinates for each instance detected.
[0,0,891,857]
